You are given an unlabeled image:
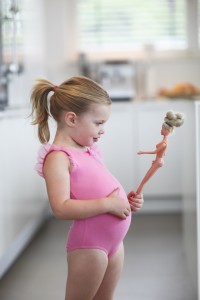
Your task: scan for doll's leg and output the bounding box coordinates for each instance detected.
[137,163,160,194]
[65,249,108,300]
[93,243,124,300]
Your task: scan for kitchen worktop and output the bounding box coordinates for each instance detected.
[0,106,30,119]
[1,98,199,118]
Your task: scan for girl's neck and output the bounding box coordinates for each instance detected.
[53,130,84,150]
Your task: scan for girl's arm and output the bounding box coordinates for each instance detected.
[43,151,130,220]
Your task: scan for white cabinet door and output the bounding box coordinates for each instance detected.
[0,111,47,277]
[98,103,136,194]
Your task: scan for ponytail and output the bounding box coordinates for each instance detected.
[30,79,54,144]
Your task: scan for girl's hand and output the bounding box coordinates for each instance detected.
[106,188,131,219]
[127,191,144,212]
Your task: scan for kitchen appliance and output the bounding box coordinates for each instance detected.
[98,61,136,101]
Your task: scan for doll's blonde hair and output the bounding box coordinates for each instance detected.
[30,76,111,143]
[163,111,184,132]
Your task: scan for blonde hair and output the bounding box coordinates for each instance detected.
[163,111,184,132]
[30,76,112,144]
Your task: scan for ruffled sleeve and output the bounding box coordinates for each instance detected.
[35,143,52,177]
[35,143,79,177]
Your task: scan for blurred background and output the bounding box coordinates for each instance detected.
[0,0,200,299]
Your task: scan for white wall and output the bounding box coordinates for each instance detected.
[42,0,79,83]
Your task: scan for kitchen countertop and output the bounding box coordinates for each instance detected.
[1,99,199,120]
[0,106,30,120]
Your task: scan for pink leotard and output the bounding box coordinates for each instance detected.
[36,143,131,257]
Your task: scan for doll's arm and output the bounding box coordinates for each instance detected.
[138,142,166,155]
[137,150,156,155]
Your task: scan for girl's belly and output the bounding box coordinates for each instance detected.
[66,213,131,257]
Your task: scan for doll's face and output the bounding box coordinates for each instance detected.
[161,125,171,136]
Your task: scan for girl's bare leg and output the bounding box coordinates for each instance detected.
[93,243,124,300]
[65,249,108,300]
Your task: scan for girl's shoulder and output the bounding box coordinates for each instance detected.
[35,143,74,177]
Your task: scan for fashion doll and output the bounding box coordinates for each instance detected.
[136,111,184,194]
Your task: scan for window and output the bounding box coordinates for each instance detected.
[78,0,199,56]
[0,0,23,65]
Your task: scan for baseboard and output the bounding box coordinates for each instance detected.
[138,195,182,214]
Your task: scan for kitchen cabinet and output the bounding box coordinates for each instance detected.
[0,108,48,278]
[98,102,136,193]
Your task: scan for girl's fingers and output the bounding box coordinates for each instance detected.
[127,191,144,212]
[129,197,144,205]
[129,198,144,211]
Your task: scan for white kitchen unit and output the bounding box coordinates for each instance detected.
[99,100,195,213]
[0,107,48,278]
[196,101,200,300]
[98,102,136,193]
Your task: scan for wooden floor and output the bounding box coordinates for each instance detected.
[0,214,198,300]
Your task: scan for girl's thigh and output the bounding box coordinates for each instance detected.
[65,249,108,300]
[93,243,124,300]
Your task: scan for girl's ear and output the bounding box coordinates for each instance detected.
[64,112,77,127]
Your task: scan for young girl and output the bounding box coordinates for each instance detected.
[30,76,143,300]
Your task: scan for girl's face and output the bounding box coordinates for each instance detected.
[72,103,112,147]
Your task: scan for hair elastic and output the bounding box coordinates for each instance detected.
[53,85,58,91]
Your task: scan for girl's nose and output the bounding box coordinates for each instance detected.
[99,128,105,135]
